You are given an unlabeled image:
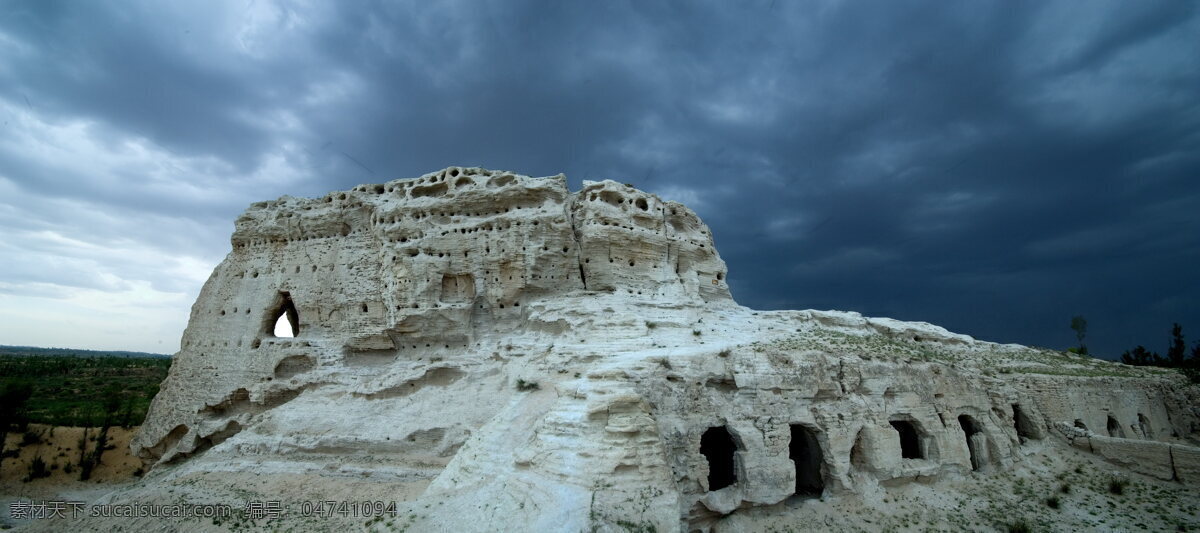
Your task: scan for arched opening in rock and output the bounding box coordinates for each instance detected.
[1012,404,1039,442]
[1074,419,1089,431]
[1107,415,1126,438]
[700,426,738,491]
[958,415,986,471]
[273,315,294,337]
[1138,413,1153,439]
[789,424,824,496]
[849,429,870,470]
[268,292,299,338]
[889,419,924,459]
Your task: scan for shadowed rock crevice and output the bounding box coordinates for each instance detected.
[958,415,986,471]
[789,424,824,496]
[353,367,466,400]
[274,355,315,379]
[700,426,738,491]
[890,419,924,460]
[1013,403,1041,442]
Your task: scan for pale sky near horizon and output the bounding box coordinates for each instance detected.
[1,1,1197,357]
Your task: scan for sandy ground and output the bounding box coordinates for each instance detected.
[1,424,143,530]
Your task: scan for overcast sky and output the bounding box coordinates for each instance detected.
[1,1,1197,357]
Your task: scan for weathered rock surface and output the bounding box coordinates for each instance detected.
[84,168,1200,531]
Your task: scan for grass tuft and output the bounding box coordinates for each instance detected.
[1108,477,1130,495]
[1006,519,1031,533]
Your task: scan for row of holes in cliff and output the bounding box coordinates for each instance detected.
[701,406,1049,494]
[226,257,723,338]
[236,203,711,251]
[319,170,525,206]
[336,168,663,216]
[259,288,526,341]
[336,168,514,199]
[1074,413,1158,440]
[373,203,537,226]
[228,250,722,283]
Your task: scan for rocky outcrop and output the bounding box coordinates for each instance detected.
[134,169,729,464]
[123,168,1199,532]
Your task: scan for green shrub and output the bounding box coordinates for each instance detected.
[24,456,50,482]
[1108,477,1129,495]
[1006,520,1031,533]
[1045,495,1060,509]
[1181,367,1200,384]
[21,430,42,446]
[515,379,540,392]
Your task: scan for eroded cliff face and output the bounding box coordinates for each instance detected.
[133,168,730,465]
[120,168,1199,533]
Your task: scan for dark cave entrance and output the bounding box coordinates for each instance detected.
[1012,404,1039,442]
[789,424,824,496]
[268,291,299,338]
[1074,419,1088,431]
[1138,413,1154,439]
[849,429,869,470]
[890,419,923,459]
[700,426,738,491]
[1107,415,1126,438]
[958,415,985,471]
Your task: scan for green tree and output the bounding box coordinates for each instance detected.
[0,382,34,480]
[1167,323,1186,367]
[1119,323,1200,383]
[1070,315,1088,355]
[101,385,122,426]
[1183,341,1200,384]
[1120,346,1162,366]
[79,386,123,481]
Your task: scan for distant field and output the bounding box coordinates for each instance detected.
[0,348,171,427]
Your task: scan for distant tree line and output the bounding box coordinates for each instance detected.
[0,345,170,359]
[1119,323,1200,383]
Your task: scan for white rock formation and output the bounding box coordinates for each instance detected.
[83,168,1200,531]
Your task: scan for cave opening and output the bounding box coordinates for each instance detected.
[958,415,985,471]
[700,426,738,492]
[269,291,299,338]
[789,424,824,496]
[1012,404,1039,442]
[849,429,869,470]
[890,419,923,459]
[1138,413,1154,439]
[1107,415,1126,438]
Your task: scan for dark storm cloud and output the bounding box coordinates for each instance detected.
[0,0,1197,356]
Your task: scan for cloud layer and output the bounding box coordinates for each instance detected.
[1,0,1197,356]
